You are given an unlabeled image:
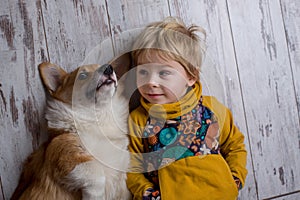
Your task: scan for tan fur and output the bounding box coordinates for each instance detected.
[11,62,131,200]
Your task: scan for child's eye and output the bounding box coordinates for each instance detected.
[138,69,148,76]
[78,72,88,80]
[159,70,171,76]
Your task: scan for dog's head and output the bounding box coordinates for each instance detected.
[39,63,118,107]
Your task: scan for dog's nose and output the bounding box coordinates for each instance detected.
[103,64,113,75]
[98,64,114,75]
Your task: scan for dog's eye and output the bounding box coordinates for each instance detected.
[78,72,88,80]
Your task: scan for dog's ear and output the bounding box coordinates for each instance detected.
[38,62,67,95]
[110,52,132,80]
[109,52,141,111]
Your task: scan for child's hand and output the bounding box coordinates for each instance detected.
[233,176,242,190]
[143,188,161,200]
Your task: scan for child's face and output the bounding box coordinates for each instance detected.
[136,53,196,104]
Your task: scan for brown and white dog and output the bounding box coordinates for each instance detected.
[11,62,131,200]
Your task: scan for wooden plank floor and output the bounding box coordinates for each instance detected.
[0,0,299,199]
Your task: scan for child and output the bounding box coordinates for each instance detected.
[126,17,247,200]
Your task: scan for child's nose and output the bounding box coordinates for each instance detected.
[146,74,160,87]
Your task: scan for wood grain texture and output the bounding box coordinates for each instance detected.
[41,0,111,71]
[280,0,300,126]
[0,175,4,200]
[227,0,300,198]
[106,0,170,56]
[0,0,48,198]
[262,190,300,200]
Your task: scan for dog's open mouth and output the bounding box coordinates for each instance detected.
[96,78,115,90]
[96,75,117,91]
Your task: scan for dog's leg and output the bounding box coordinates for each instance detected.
[66,160,106,200]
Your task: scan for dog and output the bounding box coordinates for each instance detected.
[11,62,131,200]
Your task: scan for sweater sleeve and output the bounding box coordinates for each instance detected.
[126,107,154,199]
[207,97,248,188]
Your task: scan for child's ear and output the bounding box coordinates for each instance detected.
[38,62,67,95]
[187,76,197,87]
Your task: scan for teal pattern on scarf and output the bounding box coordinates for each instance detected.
[142,99,220,188]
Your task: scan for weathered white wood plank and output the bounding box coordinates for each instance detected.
[41,0,112,71]
[227,0,300,198]
[0,2,11,199]
[168,1,257,199]
[266,191,300,200]
[106,0,170,56]
[280,0,300,126]
[0,0,48,199]
[0,175,4,200]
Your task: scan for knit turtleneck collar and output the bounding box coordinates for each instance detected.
[140,81,202,119]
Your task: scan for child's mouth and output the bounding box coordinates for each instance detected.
[147,94,163,98]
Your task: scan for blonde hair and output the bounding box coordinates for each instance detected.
[132,17,206,79]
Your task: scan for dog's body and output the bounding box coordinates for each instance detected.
[11,63,131,200]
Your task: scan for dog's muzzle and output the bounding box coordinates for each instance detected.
[96,64,117,89]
